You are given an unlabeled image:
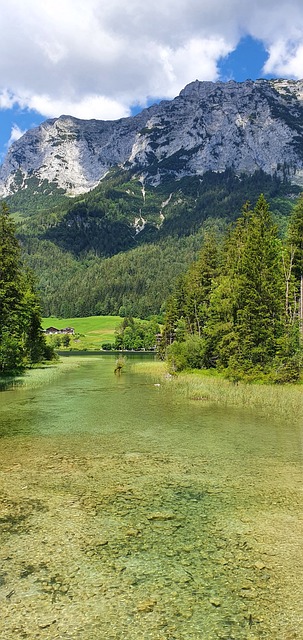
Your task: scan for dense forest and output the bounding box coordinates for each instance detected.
[0,204,53,373]
[160,195,303,382]
[1,162,303,380]
[5,167,300,319]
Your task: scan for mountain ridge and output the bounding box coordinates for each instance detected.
[2,78,303,198]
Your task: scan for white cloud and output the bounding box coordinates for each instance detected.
[0,90,16,110]
[263,39,303,77]
[25,93,130,121]
[7,124,26,147]
[0,0,303,124]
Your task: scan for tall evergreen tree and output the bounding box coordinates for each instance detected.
[161,231,222,354]
[287,194,303,337]
[0,203,48,373]
[207,195,286,375]
[159,284,184,355]
[182,231,222,336]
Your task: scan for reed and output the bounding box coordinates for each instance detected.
[133,360,303,420]
[0,357,82,391]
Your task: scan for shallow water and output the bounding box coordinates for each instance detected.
[0,356,303,639]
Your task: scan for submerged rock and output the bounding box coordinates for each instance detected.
[147,512,176,521]
[136,598,157,613]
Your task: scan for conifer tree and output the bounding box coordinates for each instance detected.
[0,203,48,373]
[161,231,222,356]
[288,194,303,336]
[161,195,302,379]
[159,290,181,354]
[182,231,222,336]
[206,195,286,376]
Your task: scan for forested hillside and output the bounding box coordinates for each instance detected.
[7,168,300,319]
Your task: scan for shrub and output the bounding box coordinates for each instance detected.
[167,335,206,372]
[101,342,112,350]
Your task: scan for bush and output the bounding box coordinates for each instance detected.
[101,342,112,350]
[167,335,206,372]
[0,332,25,374]
[270,353,303,383]
[42,343,58,361]
[51,335,62,348]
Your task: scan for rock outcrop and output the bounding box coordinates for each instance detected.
[1,79,303,196]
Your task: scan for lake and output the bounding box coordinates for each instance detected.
[0,355,302,639]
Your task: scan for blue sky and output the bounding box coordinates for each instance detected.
[218,36,270,83]
[0,37,274,158]
[1,0,303,161]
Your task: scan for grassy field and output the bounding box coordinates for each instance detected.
[42,315,122,350]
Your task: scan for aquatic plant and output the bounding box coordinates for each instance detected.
[133,360,303,419]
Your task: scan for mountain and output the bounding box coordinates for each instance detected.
[1,79,303,319]
[2,78,303,199]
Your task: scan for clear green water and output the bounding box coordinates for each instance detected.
[0,356,303,639]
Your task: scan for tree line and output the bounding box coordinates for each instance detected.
[161,195,303,382]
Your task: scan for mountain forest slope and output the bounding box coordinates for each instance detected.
[11,169,299,318]
[1,79,303,318]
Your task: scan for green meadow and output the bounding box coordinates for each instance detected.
[42,315,122,350]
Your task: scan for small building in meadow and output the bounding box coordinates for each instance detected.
[44,327,75,335]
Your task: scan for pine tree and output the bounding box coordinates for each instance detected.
[206,196,286,377]
[182,231,222,336]
[288,194,303,336]
[0,203,48,373]
[161,231,222,356]
[158,293,180,355]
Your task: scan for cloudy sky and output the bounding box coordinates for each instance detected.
[1,0,303,157]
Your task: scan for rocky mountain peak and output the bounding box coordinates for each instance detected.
[1,78,303,197]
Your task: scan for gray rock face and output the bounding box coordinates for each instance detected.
[1,79,303,196]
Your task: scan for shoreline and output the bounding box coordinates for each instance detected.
[132,359,303,419]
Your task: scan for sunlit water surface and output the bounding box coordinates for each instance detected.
[0,356,303,639]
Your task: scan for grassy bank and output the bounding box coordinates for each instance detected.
[42,315,122,350]
[0,357,84,391]
[133,360,303,419]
